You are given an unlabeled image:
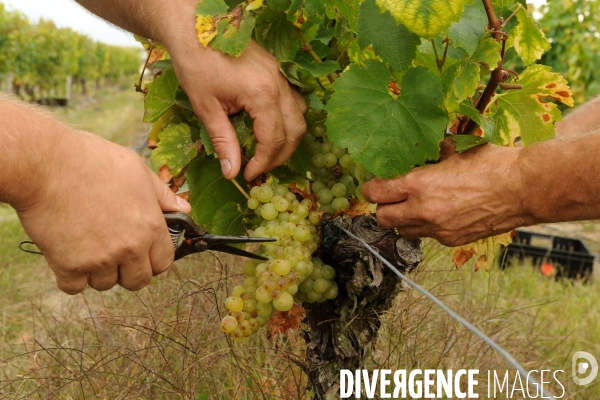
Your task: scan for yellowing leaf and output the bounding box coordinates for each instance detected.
[196,15,219,47]
[376,0,473,39]
[509,5,550,66]
[246,0,264,11]
[452,232,513,271]
[494,64,574,147]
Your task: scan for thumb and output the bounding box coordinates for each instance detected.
[149,170,191,213]
[196,102,241,180]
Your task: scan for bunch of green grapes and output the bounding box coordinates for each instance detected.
[303,123,374,214]
[219,183,338,343]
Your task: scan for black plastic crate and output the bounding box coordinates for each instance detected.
[500,229,595,281]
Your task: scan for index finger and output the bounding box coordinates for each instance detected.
[363,177,411,204]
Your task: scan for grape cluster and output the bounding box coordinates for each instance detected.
[303,123,374,214]
[220,183,338,343]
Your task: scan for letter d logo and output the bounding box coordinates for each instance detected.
[572,351,598,385]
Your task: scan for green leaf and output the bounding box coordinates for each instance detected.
[186,158,247,231]
[451,101,496,152]
[288,142,312,174]
[211,10,256,56]
[196,2,255,56]
[441,38,501,112]
[255,10,301,61]
[143,68,179,123]
[376,0,473,39]
[212,201,247,238]
[509,5,550,65]
[270,165,309,189]
[294,59,340,77]
[325,0,361,31]
[151,124,198,176]
[447,2,488,54]
[324,61,448,178]
[494,64,573,146]
[357,0,420,74]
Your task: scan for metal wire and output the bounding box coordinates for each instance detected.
[331,221,556,399]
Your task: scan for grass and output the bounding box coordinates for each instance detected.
[1,88,600,399]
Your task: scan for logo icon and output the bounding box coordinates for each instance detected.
[572,351,598,385]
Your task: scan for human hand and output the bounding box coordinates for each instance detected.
[15,131,191,294]
[168,40,308,181]
[363,144,529,246]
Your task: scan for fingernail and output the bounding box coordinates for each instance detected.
[220,159,231,176]
[176,195,190,210]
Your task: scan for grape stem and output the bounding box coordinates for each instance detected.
[135,45,153,94]
[230,179,250,200]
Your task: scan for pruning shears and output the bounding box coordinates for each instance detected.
[164,211,274,261]
[19,212,274,262]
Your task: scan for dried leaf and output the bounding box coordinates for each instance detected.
[158,165,173,183]
[268,305,306,335]
[452,232,513,271]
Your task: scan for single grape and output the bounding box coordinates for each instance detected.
[339,174,354,187]
[245,286,257,297]
[220,316,238,333]
[302,132,315,144]
[243,261,256,277]
[312,278,330,294]
[319,141,333,154]
[243,299,257,313]
[331,183,347,198]
[308,211,321,225]
[229,311,245,322]
[254,263,268,278]
[284,192,297,203]
[323,153,338,168]
[255,286,272,303]
[225,296,244,313]
[355,184,365,201]
[339,154,353,169]
[295,260,308,276]
[332,197,350,211]
[261,203,278,220]
[324,283,339,299]
[248,318,259,331]
[273,259,291,276]
[319,204,334,214]
[238,320,251,335]
[318,189,334,205]
[263,279,276,291]
[295,204,309,219]
[273,292,294,311]
[274,197,289,212]
[293,226,311,242]
[311,123,327,137]
[310,267,324,280]
[278,211,290,222]
[323,265,336,280]
[257,186,274,203]
[232,285,246,297]
[306,290,322,303]
[312,153,325,168]
[286,283,299,295]
[256,302,273,317]
[247,198,260,210]
[332,146,347,159]
[250,186,260,199]
[299,278,314,293]
[243,277,257,288]
[316,167,331,179]
[301,199,312,209]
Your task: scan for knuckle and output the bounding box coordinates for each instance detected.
[258,82,279,104]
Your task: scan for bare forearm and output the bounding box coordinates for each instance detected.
[0,97,77,210]
[74,0,197,47]
[555,95,600,137]
[519,131,600,224]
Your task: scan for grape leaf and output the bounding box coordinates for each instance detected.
[143,68,179,123]
[288,142,312,175]
[376,0,473,39]
[325,61,448,178]
[447,2,488,54]
[357,0,420,74]
[451,101,495,152]
[186,158,247,232]
[325,0,361,31]
[270,165,309,189]
[211,201,247,238]
[151,124,199,177]
[493,64,573,147]
[441,38,501,112]
[196,1,255,56]
[452,232,513,271]
[255,9,301,61]
[509,5,550,66]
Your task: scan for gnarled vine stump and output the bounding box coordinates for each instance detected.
[302,214,423,399]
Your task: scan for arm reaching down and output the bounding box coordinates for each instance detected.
[75,0,307,181]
